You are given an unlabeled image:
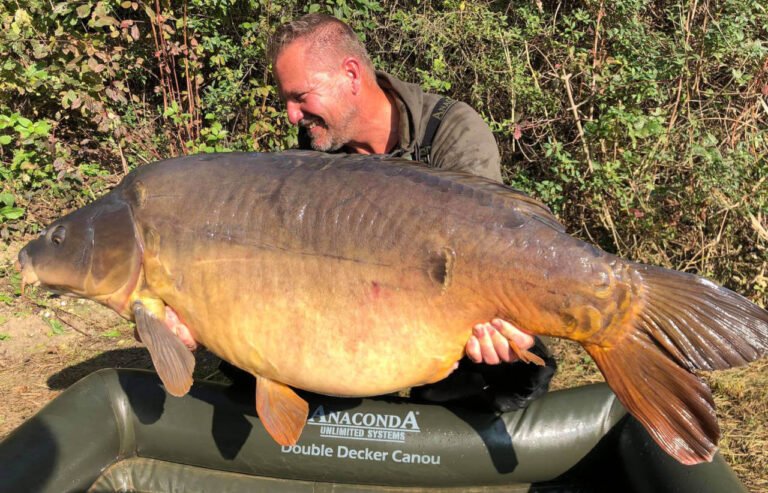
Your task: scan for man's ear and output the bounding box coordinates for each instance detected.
[342,57,362,95]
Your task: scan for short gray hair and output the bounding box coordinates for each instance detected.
[268,14,375,76]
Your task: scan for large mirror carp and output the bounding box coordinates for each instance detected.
[17,151,768,465]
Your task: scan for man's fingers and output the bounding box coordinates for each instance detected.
[473,323,500,365]
[489,328,515,363]
[465,335,482,363]
[491,318,535,350]
[133,307,197,351]
[165,306,181,332]
[465,319,537,365]
[165,306,198,350]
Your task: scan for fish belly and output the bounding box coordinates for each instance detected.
[146,241,491,396]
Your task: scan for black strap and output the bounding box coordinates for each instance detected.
[416,97,458,165]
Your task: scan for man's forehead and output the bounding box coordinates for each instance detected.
[275,39,326,73]
[277,37,310,60]
[274,42,311,89]
[275,41,338,93]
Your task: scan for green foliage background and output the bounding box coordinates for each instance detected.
[1,0,766,305]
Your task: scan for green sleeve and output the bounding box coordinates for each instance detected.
[429,102,503,183]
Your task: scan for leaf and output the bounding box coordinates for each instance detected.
[47,318,66,335]
[92,15,118,28]
[88,57,106,73]
[142,4,156,23]
[0,193,14,206]
[76,4,92,18]
[32,41,51,59]
[16,116,33,129]
[53,2,73,15]
[102,329,121,338]
[0,135,12,145]
[91,2,118,27]
[0,333,10,341]
[0,207,24,220]
[14,9,32,25]
[32,121,51,136]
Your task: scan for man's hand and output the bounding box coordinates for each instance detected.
[414,319,554,411]
[465,318,535,365]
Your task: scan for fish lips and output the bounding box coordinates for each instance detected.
[16,248,38,295]
[17,242,80,297]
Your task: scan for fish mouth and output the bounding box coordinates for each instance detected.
[16,249,40,296]
[14,250,68,297]
[18,273,71,298]
[19,270,40,297]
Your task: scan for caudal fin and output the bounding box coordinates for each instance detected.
[585,264,768,465]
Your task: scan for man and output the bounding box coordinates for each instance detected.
[262,13,556,411]
[268,15,501,181]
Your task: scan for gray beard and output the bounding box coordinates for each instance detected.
[309,134,344,152]
[304,105,357,152]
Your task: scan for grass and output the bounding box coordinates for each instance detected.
[707,359,768,490]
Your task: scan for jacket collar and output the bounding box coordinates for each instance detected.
[375,71,423,156]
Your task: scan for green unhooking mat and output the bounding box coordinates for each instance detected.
[0,369,747,492]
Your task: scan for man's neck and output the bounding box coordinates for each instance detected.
[344,83,400,155]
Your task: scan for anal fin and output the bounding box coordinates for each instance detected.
[133,301,195,397]
[256,376,309,446]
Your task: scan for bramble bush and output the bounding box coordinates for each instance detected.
[0,0,765,305]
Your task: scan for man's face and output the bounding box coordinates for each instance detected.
[274,40,357,151]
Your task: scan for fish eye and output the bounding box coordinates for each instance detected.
[50,226,66,246]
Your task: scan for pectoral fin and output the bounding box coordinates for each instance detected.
[508,339,546,366]
[133,301,195,397]
[256,376,308,446]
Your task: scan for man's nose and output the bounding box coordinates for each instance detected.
[286,101,303,125]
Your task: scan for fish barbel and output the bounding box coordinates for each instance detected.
[17,151,768,465]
